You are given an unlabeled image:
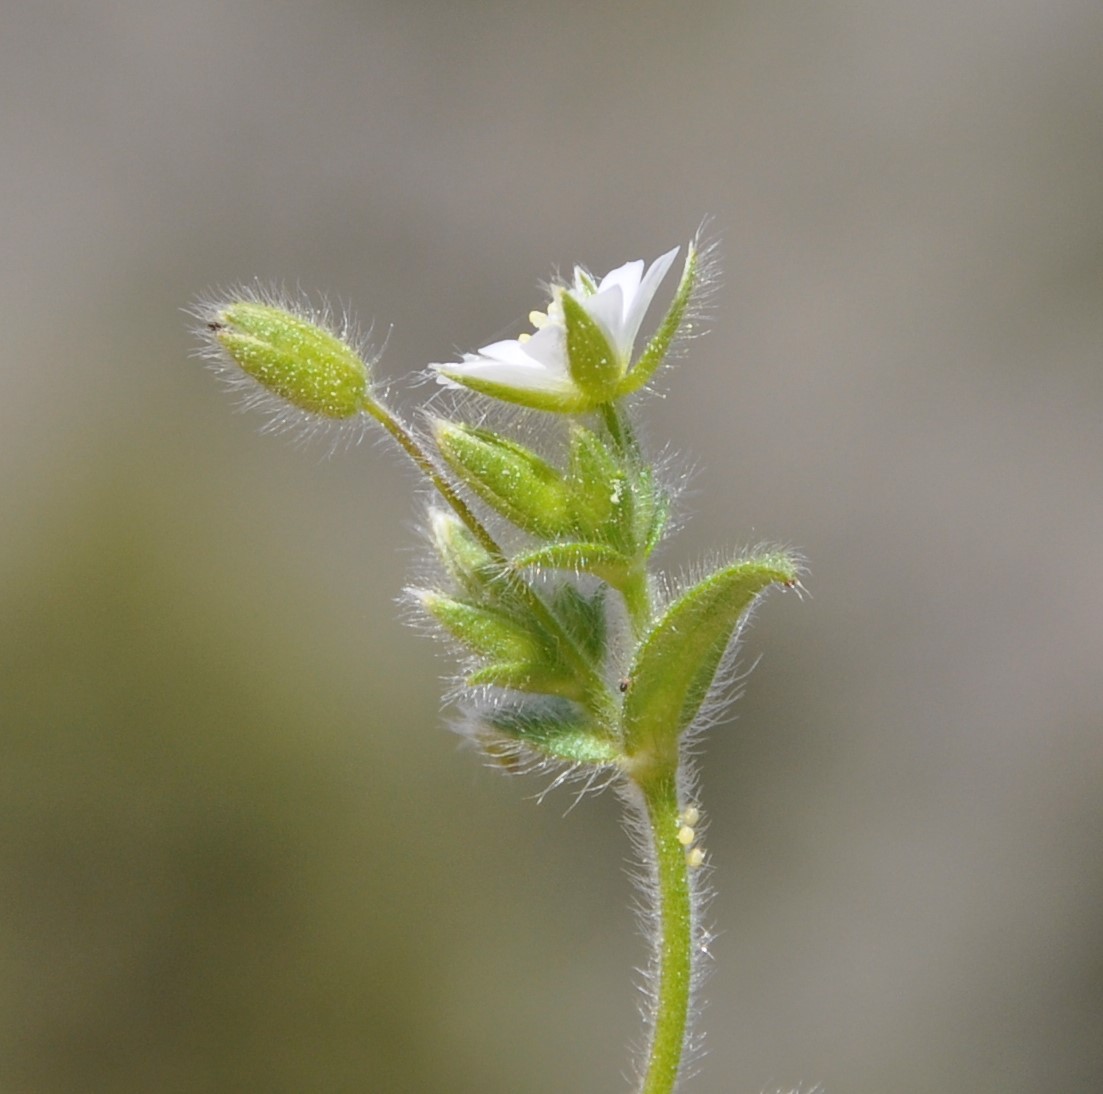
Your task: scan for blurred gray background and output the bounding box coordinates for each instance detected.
[2,2,1100,1092]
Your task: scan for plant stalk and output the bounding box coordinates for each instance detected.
[635,766,695,1094]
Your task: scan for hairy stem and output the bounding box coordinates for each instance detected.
[634,767,696,1094]
[363,401,500,557]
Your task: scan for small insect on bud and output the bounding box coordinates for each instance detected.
[198,295,374,424]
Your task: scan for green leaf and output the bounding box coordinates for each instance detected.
[640,468,670,553]
[620,552,800,760]
[430,370,599,414]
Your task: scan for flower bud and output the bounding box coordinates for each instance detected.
[202,297,372,421]
[429,509,498,597]
[432,420,573,538]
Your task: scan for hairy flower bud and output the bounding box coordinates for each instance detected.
[429,509,499,597]
[432,419,574,538]
[198,295,373,424]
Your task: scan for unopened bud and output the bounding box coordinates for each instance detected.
[432,419,573,538]
[201,297,372,420]
[429,509,498,596]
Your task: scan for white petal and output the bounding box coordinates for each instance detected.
[620,246,679,352]
[583,284,631,357]
[596,258,644,299]
[514,324,569,374]
[430,325,572,393]
[429,244,679,398]
[473,338,541,366]
[440,358,571,392]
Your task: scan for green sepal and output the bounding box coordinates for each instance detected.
[621,551,800,760]
[419,592,540,664]
[420,590,586,700]
[431,371,592,414]
[561,291,621,404]
[429,509,500,598]
[550,584,606,663]
[512,542,635,589]
[566,426,630,545]
[433,421,572,538]
[483,699,622,766]
[210,300,370,419]
[466,661,583,700]
[639,467,671,553]
[615,242,698,399]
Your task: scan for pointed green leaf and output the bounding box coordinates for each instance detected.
[640,468,671,553]
[430,369,595,414]
[621,552,799,759]
[420,591,588,701]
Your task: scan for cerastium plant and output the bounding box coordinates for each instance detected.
[193,233,802,1093]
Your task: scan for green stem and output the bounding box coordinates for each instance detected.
[364,401,500,558]
[635,767,695,1094]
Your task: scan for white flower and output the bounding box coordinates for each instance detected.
[430,246,681,411]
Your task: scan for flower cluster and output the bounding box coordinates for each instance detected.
[194,234,801,1094]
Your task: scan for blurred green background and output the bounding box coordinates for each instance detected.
[3,3,1101,1091]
